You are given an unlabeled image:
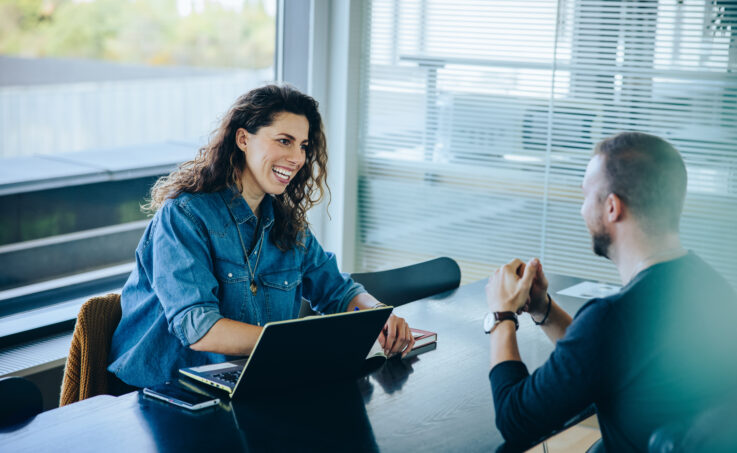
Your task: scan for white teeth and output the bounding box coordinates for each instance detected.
[272,167,292,178]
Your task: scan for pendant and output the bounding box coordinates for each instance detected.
[250,281,257,295]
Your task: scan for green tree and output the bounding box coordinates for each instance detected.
[0,0,275,69]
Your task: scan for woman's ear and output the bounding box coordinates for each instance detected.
[235,128,248,152]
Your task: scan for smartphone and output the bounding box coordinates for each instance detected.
[143,382,220,410]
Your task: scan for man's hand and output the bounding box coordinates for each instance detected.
[378,313,415,358]
[521,258,549,318]
[485,258,538,314]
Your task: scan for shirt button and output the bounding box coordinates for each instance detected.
[284,280,288,285]
[228,273,233,278]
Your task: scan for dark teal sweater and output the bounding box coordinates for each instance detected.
[490,253,737,452]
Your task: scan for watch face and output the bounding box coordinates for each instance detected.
[483,312,494,333]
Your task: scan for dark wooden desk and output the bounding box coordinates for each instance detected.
[0,274,591,452]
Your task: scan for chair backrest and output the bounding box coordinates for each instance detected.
[648,391,737,453]
[59,293,122,406]
[0,376,43,427]
[350,257,461,307]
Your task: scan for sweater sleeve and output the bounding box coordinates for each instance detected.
[489,299,615,449]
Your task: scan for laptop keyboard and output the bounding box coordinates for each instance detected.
[213,370,242,385]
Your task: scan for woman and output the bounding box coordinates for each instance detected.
[108,84,414,389]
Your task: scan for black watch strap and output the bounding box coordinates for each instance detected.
[494,311,519,331]
[483,311,519,333]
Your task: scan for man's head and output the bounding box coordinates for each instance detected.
[581,132,688,258]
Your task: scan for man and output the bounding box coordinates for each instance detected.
[484,132,737,452]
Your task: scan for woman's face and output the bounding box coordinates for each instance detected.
[236,112,308,202]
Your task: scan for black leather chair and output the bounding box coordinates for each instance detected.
[299,257,461,317]
[350,257,461,307]
[648,392,737,453]
[0,376,43,427]
[587,438,605,453]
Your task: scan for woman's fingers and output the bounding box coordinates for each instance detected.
[384,317,397,355]
[384,315,413,357]
[401,322,415,358]
[378,329,387,349]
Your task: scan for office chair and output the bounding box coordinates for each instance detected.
[350,257,461,307]
[59,293,122,406]
[648,391,737,453]
[586,438,605,453]
[0,376,43,427]
[299,257,461,317]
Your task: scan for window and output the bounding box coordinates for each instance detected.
[0,0,276,309]
[356,0,737,288]
[0,0,276,158]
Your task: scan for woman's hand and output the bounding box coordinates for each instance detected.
[485,258,537,314]
[347,293,415,358]
[379,313,415,358]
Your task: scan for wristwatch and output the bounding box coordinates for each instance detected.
[483,311,519,333]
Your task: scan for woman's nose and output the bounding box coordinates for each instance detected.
[288,145,306,165]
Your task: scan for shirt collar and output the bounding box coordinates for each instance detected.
[220,185,275,229]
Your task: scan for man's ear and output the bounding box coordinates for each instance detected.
[235,128,248,152]
[605,193,625,223]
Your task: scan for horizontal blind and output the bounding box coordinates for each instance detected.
[356,0,737,289]
[547,0,737,285]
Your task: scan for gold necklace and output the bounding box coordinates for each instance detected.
[236,226,264,295]
[222,194,265,295]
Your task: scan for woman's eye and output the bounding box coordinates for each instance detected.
[300,144,308,152]
[279,138,290,145]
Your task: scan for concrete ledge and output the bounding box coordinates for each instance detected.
[0,140,198,196]
[0,263,131,336]
[0,331,72,377]
[0,222,145,289]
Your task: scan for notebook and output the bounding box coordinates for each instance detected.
[362,327,438,372]
[179,306,393,400]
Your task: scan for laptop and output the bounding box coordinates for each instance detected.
[179,306,393,400]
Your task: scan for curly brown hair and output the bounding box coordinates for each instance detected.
[144,84,329,250]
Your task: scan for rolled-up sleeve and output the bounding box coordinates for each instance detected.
[300,229,366,314]
[149,200,223,346]
[174,306,223,346]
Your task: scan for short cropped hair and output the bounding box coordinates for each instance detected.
[594,132,687,233]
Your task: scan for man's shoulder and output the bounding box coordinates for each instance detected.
[635,252,734,300]
[678,252,735,294]
[571,295,620,333]
[576,292,621,316]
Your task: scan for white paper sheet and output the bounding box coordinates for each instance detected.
[556,281,621,299]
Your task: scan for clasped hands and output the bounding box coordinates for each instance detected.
[485,258,549,319]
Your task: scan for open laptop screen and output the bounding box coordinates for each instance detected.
[180,306,393,400]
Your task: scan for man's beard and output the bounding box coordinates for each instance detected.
[592,227,612,259]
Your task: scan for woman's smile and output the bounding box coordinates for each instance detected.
[272,165,294,184]
[236,111,308,211]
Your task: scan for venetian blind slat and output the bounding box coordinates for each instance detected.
[356,0,737,289]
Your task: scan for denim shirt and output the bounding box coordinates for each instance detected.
[108,186,365,387]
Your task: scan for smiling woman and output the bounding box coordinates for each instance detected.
[235,112,310,221]
[107,84,414,389]
[143,85,328,252]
